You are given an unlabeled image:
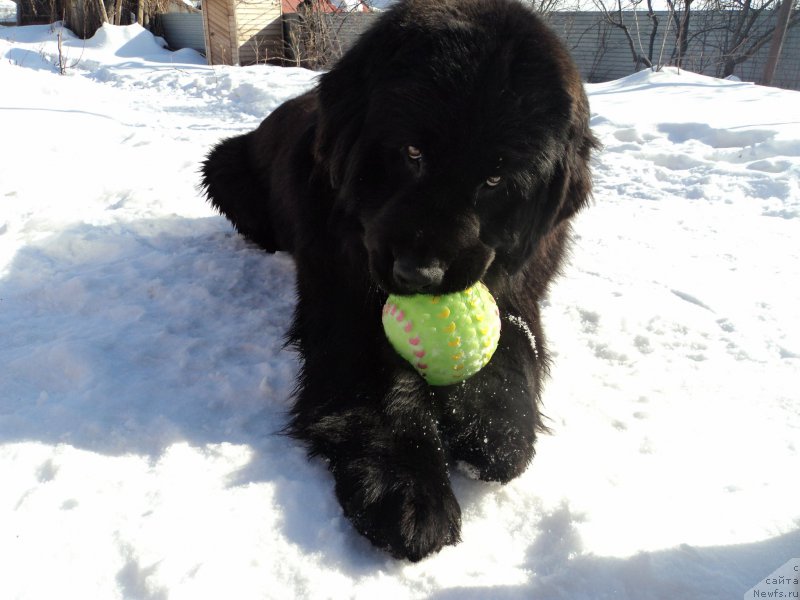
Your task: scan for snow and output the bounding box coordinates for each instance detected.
[2,22,799,600]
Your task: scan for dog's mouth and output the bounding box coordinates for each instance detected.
[389,257,446,295]
[361,203,498,297]
[369,247,496,297]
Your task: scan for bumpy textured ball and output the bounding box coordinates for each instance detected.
[382,282,501,386]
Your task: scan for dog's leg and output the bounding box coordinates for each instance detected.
[291,369,462,562]
[287,272,462,561]
[306,380,461,561]
[436,311,546,483]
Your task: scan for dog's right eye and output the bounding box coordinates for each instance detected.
[406,145,423,161]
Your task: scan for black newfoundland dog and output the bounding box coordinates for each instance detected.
[202,0,597,562]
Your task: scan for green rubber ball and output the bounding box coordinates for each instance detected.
[382,282,501,386]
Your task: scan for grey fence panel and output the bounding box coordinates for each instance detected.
[155,8,799,90]
[548,11,800,90]
[159,12,206,54]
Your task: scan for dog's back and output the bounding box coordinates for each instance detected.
[202,90,320,254]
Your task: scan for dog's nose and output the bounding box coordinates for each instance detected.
[392,259,445,293]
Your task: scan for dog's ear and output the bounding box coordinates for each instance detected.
[548,123,599,228]
[314,23,392,192]
[314,6,425,193]
[314,57,365,191]
[505,122,599,272]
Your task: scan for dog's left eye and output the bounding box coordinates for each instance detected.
[486,175,502,187]
[406,145,423,161]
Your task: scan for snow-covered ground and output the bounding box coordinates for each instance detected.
[1,22,799,600]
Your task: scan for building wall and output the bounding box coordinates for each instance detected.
[235,0,282,65]
[203,0,238,64]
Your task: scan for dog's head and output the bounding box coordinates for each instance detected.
[315,0,597,295]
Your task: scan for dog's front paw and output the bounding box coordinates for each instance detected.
[454,423,536,484]
[335,462,462,562]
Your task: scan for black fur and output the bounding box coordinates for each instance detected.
[202,0,597,562]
